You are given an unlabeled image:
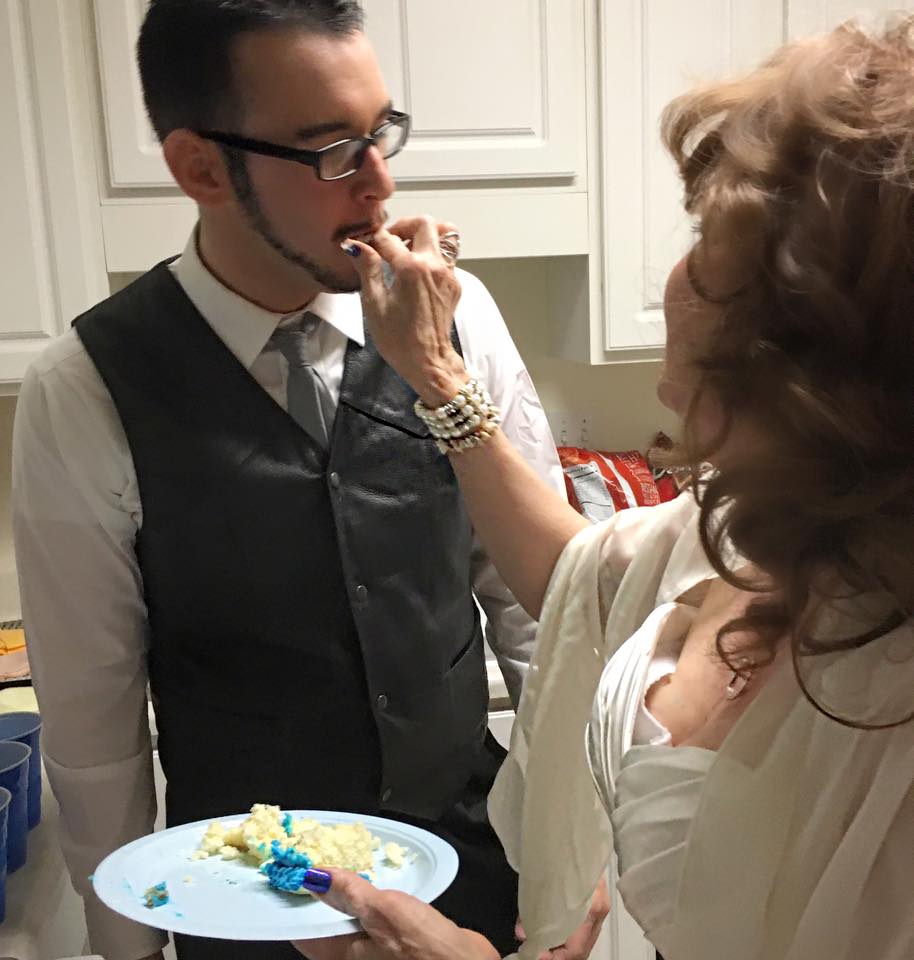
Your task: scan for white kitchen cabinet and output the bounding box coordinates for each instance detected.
[590,0,786,356]
[581,0,914,361]
[95,0,586,189]
[91,0,590,268]
[0,0,106,389]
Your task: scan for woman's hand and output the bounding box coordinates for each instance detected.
[343,217,467,406]
[292,869,500,960]
[516,876,611,960]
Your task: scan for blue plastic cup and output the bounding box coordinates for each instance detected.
[0,786,10,923]
[0,742,30,872]
[0,713,42,829]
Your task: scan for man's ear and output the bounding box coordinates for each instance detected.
[162,130,235,208]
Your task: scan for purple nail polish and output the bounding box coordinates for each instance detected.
[300,868,332,894]
[340,242,360,258]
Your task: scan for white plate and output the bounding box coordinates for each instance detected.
[93,810,459,941]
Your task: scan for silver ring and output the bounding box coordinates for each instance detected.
[438,231,461,266]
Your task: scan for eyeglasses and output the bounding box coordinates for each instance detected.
[197,110,411,181]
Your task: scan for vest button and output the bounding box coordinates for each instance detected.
[376,693,389,711]
[329,471,341,489]
[381,787,392,803]
[355,584,368,603]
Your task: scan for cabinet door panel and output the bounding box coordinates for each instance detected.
[363,0,584,181]
[0,0,104,383]
[95,0,165,189]
[601,1,784,350]
[1,0,57,348]
[789,0,914,38]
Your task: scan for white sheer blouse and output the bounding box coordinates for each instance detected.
[489,494,914,960]
[586,602,714,938]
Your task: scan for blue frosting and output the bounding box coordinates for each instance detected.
[270,840,313,868]
[281,813,293,837]
[143,882,170,909]
[259,843,376,894]
[262,862,311,892]
[261,842,315,893]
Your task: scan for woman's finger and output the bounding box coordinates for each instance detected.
[385,216,440,258]
[408,216,441,258]
[311,868,376,918]
[340,238,387,309]
[387,216,436,245]
[387,218,458,244]
[435,221,460,240]
[364,228,412,268]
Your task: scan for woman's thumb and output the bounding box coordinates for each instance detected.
[311,867,374,919]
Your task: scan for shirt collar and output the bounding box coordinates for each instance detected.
[307,289,366,348]
[173,229,366,370]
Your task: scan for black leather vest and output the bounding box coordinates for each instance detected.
[74,261,487,824]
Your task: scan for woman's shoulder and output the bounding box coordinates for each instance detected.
[592,493,702,575]
[803,616,914,733]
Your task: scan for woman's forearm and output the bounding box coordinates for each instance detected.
[450,429,588,620]
[340,223,588,619]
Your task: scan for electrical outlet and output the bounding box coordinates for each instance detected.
[545,410,593,447]
[544,409,570,445]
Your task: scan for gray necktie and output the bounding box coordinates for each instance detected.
[270,313,335,450]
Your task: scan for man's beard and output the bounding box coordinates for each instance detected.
[224,150,360,294]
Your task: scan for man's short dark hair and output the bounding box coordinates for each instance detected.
[137,0,364,142]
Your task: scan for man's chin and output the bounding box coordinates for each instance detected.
[303,259,361,295]
[319,274,361,295]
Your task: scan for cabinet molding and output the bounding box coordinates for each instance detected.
[100,190,590,273]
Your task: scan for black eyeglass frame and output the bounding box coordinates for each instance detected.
[197,110,411,181]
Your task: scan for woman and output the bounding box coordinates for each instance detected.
[296,18,914,960]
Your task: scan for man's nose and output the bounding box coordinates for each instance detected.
[351,144,395,204]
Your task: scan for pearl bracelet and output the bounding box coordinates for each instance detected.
[413,377,501,454]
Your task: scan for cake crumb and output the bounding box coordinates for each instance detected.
[143,882,170,909]
[383,842,406,868]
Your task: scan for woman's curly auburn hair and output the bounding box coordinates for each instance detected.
[661,17,914,728]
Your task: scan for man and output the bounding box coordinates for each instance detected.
[11,2,565,960]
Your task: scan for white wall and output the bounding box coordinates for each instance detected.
[466,257,676,450]
[0,256,674,617]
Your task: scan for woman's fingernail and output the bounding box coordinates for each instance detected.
[340,241,360,258]
[300,868,332,894]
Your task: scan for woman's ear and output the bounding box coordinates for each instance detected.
[161,130,235,208]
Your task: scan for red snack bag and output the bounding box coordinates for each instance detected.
[558,446,663,521]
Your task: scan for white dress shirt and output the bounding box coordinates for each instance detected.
[12,231,564,960]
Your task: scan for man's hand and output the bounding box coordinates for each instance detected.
[293,869,499,960]
[516,875,611,960]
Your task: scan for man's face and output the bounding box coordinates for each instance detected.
[226,28,395,293]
